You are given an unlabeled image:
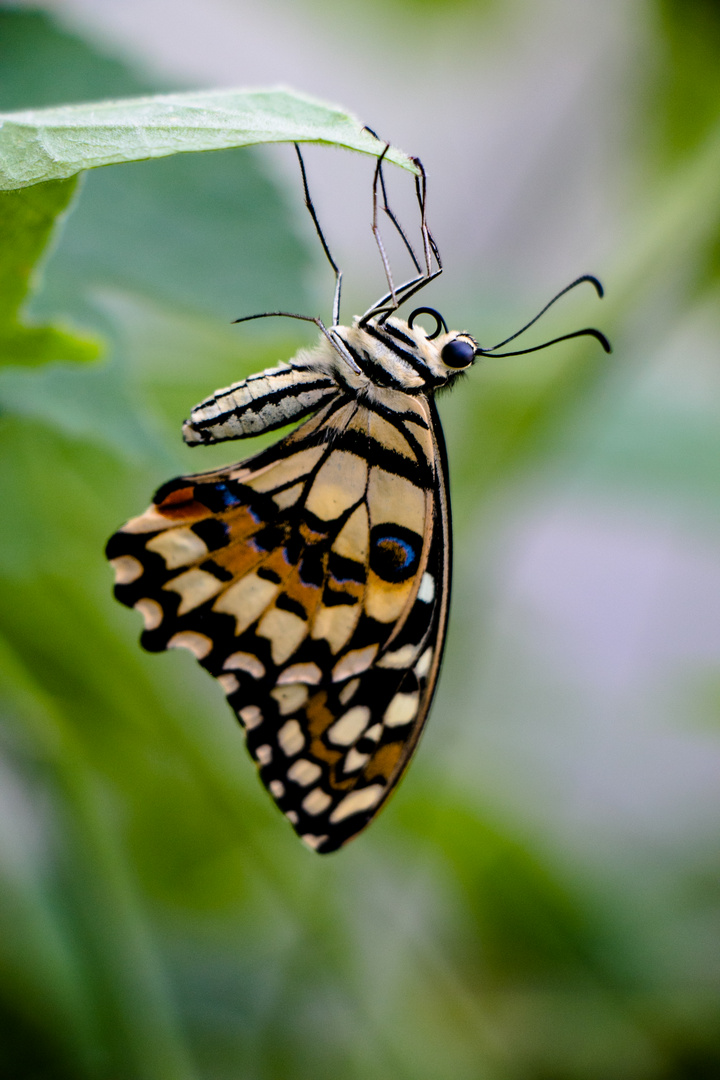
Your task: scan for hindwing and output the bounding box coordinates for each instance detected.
[107,394,450,852]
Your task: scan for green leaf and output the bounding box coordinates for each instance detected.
[0,177,101,367]
[0,84,415,371]
[0,87,418,191]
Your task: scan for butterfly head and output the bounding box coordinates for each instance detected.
[342,306,477,396]
[390,305,478,379]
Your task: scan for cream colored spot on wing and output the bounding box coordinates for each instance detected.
[218,673,240,694]
[418,572,435,604]
[269,780,285,799]
[277,719,305,757]
[302,788,332,815]
[311,602,361,654]
[332,644,378,682]
[329,784,384,823]
[167,630,213,658]
[248,445,325,493]
[277,662,322,685]
[134,598,163,630]
[146,527,208,569]
[121,508,180,534]
[271,683,309,716]
[110,555,143,584]
[273,482,304,510]
[377,643,419,669]
[286,810,299,825]
[364,723,382,742]
[255,744,272,765]
[257,608,308,665]
[344,748,370,773]
[305,450,368,522]
[164,568,224,615]
[287,759,321,786]
[384,691,420,728]
[367,467,426,533]
[365,575,414,624]
[223,651,265,679]
[414,648,433,679]
[327,706,371,747]
[339,678,360,706]
[332,503,369,563]
[239,705,262,730]
[213,573,278,635]
[301,833,329,851]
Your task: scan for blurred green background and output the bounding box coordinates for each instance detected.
[1,2,720,1077]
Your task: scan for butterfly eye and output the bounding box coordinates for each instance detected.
[441,338,475,369]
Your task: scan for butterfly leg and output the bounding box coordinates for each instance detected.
[359,147,443,324]
[294,143,343,328]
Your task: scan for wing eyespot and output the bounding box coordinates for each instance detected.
[369,523,422,583]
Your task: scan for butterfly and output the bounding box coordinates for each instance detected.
[107,143,609,853]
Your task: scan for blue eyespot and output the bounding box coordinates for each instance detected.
[370,524,422,583]
[381,537,414,569]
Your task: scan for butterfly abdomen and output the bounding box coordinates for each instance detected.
[183,348,339,446]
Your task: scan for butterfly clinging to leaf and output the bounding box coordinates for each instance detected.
[107,139,610,853]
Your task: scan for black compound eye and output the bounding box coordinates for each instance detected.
[369,524,422,583]
[441,338,475,369]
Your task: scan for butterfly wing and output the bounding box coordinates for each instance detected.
[107,393,450,852]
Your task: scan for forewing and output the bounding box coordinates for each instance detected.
[107,395,450,852]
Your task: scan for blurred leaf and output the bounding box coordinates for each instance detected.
[0,87,417,191]
[656,0,720,161]
[0,657,200,1080]
[0,9,152,111]
[396,791,627,985]
[33,147,315,326]
[0,177,101,367]
[653,2,720,284]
